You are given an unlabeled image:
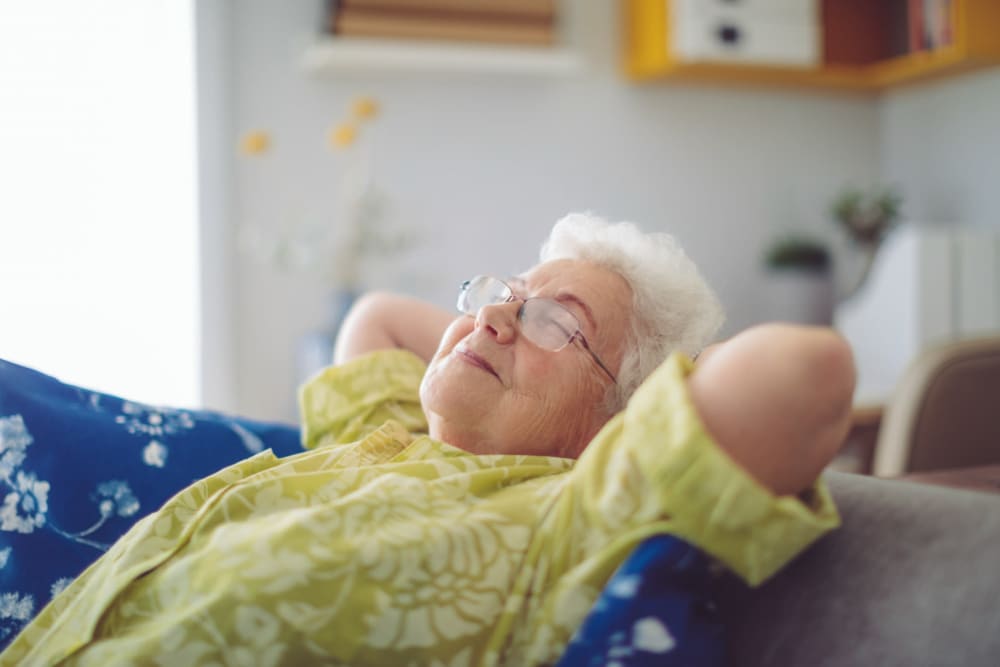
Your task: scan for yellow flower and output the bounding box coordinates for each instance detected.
[329,123,358,149]
[351,96,379,121]
[240,130,271,156]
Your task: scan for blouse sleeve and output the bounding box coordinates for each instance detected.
[298,349,429,450]
[565,351,840,586]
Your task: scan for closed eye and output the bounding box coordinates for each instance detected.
[551,318,575,339]
[555,293,597,337]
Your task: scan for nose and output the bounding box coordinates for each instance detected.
[475,300,519,345]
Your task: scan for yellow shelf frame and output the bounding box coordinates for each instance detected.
[624,0,1000,92]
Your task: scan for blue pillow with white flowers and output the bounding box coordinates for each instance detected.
[0,358,303,648]
[556,534,726,667]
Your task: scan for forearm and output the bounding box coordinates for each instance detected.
[688,324,856,496]
[333,292,454,365]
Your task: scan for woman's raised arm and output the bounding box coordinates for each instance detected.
[687,324,856,497]
[333,292,455,365]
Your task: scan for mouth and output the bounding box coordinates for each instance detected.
[455,347,500,380]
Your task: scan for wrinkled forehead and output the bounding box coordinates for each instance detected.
[514,258,628,292]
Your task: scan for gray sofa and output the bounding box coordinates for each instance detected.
[721,471,1000,666]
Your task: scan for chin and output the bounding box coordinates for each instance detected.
[420,362,496,425]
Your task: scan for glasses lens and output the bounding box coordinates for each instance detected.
[520,299,579,350]
[457,276,510,314]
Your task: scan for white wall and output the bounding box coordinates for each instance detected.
[220,0,882,421]
[195,0,238,412]
[1,1,200,408]
[830,68,1000,402]
[881,69,1000,229]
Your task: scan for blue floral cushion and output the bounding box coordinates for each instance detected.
[557,534,727,667]
[0,358,303,648]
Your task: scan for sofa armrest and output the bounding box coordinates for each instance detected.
[719,470,1000,666]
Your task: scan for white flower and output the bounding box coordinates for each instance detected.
[0,591,34,622]
[0,415,32,479]
[50,577,74,599]
[115,402,194,438]
[608,574,640,598]
[632,617,676,653]
[0,546,10,569]
[0,471,49,533]
[93,480,140,518]
[143,440,168,468]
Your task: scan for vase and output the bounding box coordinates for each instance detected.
[295,288,359,386]
[763,268,834,326]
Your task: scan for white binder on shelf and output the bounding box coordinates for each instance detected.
[671,0,820,67]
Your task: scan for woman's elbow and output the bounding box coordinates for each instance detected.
[807,329,857,470]
[333,291,398,365]
[815,329,856,420]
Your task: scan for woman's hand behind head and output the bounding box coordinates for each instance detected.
[334,292,454,366]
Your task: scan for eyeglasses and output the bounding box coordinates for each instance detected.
[457,275,617,384]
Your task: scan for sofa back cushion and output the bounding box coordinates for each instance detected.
[720,470,1000,666]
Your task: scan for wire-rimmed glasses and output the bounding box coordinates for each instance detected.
[457,275,617,383]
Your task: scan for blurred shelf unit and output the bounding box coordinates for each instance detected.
[301,37,581,76]
[303,0,582,76]
[624,0,1000,92]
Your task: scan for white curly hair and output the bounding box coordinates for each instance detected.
[539,212,725,412]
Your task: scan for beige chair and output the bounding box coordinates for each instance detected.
[873,335,1000,477]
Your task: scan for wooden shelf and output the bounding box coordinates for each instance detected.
[624,0,1000,93]
[301,36,583,77]
[867,44,982,88]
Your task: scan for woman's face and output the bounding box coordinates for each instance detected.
[420,259,632,458]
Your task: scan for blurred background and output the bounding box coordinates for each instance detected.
[2,0,998,432]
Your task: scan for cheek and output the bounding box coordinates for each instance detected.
[420,319,489,411]
[508,361,605,454]
[423,319,472,385]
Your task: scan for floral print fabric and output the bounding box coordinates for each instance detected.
[0,359,303,649]
[1,350,838,666]
[557,534,727,667]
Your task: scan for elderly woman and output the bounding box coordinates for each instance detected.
[1,214,853,666]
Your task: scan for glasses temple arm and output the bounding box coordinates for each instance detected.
[576,334,617,384]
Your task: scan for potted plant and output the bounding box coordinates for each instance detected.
[832,187,902,245]
[764,235,832,274]
[762,234,834,325]
[831,186,902,300]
